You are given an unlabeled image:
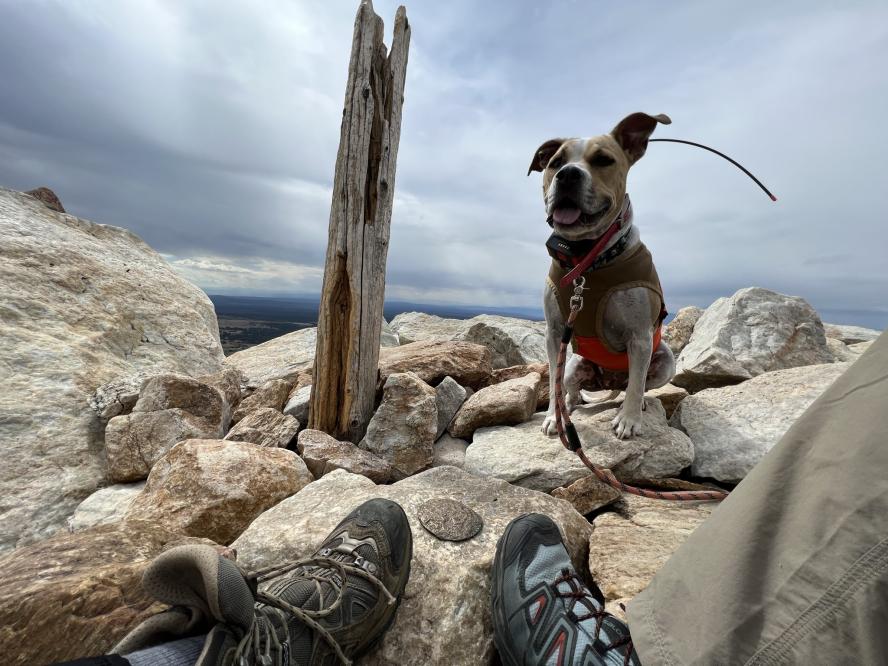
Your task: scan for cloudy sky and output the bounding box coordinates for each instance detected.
[1,1,886,327]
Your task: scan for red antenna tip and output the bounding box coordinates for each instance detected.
[770,194,778,202]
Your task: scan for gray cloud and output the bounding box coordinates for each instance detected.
[1,0,886,328]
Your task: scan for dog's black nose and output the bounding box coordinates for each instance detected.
[555,165,582,184]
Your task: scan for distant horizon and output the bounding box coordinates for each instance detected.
[207,292,887,331]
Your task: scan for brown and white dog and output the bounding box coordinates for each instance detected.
[531,112,676,439]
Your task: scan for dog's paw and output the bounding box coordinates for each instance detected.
[611,408,643,439]
[541,414,559,436]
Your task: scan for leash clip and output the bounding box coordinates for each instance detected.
[569,276,586,312]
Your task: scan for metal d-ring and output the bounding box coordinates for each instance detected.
[570,276,587,312]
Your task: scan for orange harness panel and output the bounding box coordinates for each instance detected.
[575,325,664,372]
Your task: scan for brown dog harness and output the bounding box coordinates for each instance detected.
[548,196,728,501]
[548,243,666,371]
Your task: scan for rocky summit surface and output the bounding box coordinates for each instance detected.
[232,466,592,665]
[0,187,223,553]
[1,184,883,665]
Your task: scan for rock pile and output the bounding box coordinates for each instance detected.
[1,185,884,664]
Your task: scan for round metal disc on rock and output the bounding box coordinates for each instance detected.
[417,498,483,542]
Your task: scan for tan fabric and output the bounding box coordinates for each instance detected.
[547,242,664,355]
[628,330,888,665]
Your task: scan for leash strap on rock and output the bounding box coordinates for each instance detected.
[554,278,729,502]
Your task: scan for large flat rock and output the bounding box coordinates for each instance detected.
[823,323,882,345]
[589,495,715,616]
[464,400,694,492]
[224,327,317,388]
[671,362,851,482]
[377,339,493,389]
[390,312,547,368]
[0,522,220,665]
[224,317,401,388]
[232,466,592,666]
[0,187,223,553]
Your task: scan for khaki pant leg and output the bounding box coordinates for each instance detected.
[627,331,888,665]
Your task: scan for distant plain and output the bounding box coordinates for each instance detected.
[210,294,546,354]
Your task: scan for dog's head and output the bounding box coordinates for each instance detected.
[528,112,670,240]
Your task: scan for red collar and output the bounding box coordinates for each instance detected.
[558,195,633,289]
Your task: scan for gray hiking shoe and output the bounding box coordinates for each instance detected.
[114,498,412,665]
[491,514,640,666]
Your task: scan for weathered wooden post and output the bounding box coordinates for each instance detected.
[309,1,410,443]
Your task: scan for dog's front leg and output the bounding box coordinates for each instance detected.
[541,282,569,436]
[612,335,652,439]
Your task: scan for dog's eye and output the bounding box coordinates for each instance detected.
[548,155,564,170]
[590,153,615,167]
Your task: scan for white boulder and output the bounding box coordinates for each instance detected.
[673,287,833,391]
[671,362,850,482]
[0,187,223,552]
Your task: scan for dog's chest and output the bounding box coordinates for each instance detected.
[547,243,664,356]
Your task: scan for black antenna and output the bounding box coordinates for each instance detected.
[650,138,777,201]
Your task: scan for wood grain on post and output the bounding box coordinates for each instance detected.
[309,1,410,443]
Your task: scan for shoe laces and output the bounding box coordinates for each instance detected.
[553,568,637,666]
[232,553,396,666]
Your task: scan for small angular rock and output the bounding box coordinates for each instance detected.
[551,475,622,515]
[380,317,400,347]
[359,372,437,480]
[448,372,540,439]
[297,429,392,483]
[231,378,290,423]
[224,407,299,448]
[487,362,550,410]
[646,383,688,418]
[134,373,226,428]
[198,366,244,428]
[283,384,312,425]
[662,306,703,355]
[432,434,469,469]
[105,409,222,482]
[89,372,151,421]
[434,376,467,438]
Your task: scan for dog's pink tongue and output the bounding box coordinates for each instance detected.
[553,207,581,225]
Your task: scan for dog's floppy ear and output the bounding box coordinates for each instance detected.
[527,138,566,176]
[611,113,671,165]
